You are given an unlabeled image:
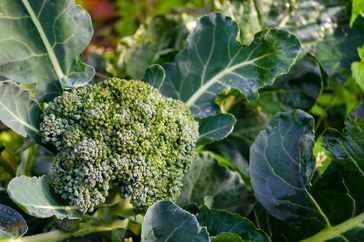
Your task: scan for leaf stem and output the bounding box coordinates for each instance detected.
[3,220,129,242]
[95,72,109,80]
[301,212,364,242]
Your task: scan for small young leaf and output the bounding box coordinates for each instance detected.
[156,13,301,118]
[0,0,95,100]
[7,175,81,219]
[211,232,244,242]
[143,64,165,89]
[0,204,28,240]
[141,201,209,242]
[198,113,236,145]
[0,81,42,141]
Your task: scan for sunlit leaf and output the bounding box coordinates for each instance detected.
[0,0,95,100]
[7,175,81,219]
[141,201,209,242]
[0,81,42,141]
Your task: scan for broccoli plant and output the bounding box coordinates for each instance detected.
[41,78,198,212]
[1,0,364,242]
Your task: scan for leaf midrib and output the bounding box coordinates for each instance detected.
[21,0,65,82]
[301,212,364,242]
[185,51,274,107]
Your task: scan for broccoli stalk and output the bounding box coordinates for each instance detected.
[40,78,199,213]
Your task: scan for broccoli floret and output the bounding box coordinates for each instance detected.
[40,78,199,213]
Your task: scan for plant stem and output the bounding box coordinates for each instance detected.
[301,212,364,242]
[95,72,109,80]
[4,220,129,242]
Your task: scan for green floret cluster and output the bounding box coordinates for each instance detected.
[40,78,199,213]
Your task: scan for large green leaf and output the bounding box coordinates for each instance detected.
[0,204,28,240]
[250,110,320,223]
[198,206,270,242]
[219,0,364,83]
[250,107,364,241]
[0,0,95,100]
[7,175,81,219]
[0,81,42,141]
[141,201,210,242]
[150,13,301,118]
[178,152,254,216]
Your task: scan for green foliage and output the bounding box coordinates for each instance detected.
[178,152,254,216]
[0,0,95,100]
[1,0,364,241]
[148,13,301,118]
[141,201,209,242]
[351,0,364,26]
[40,78,199,213]
[0,81,42,141]
[250,107,364,241]
[352,45,364,91]
[198,114,236,145]
[7,176,82,219]
[198,206,270,242]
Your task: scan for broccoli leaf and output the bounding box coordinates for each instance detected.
[7,175,82,219]
[0,81,42,141]
[198,113,236,145]
[0,0,95,100]
[250,107,364,240]
[198,206,270,242]
[150,13,301,118]
[143,64,165,89]
[178,152,254,216]
[141,201,210,242]
[0,204,28,240]
[256,54,323,114]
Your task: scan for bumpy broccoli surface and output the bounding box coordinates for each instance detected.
[40,78,199,213]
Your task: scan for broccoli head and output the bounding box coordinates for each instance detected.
[40,78,199,213]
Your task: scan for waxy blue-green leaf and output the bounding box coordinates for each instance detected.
[0,204,28,240]
[141,201,209,242]
[250,107,364,241]
[198,206,270,242]
[7,175,81,219]
[156,13,301,118]
[198,113,236,145]
[0,81,42,141]
[178,152,254,216]
[250,110,320,223]
[0,0,95,100]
